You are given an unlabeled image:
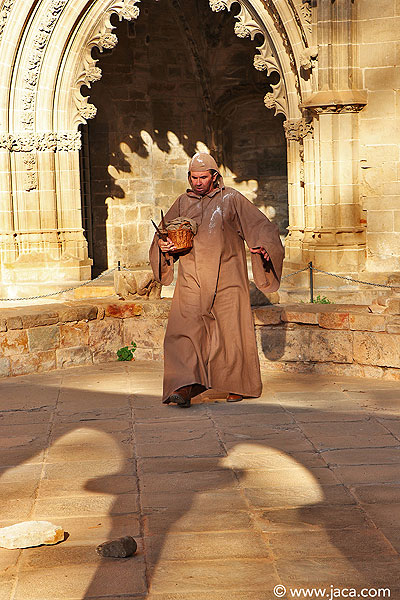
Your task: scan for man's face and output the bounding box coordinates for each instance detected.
[190,170,217,196]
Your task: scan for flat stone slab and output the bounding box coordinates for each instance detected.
[0,361,399,599]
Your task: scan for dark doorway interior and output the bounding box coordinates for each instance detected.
[80,0,287,275]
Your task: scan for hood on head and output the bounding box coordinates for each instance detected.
[188,153,224,191]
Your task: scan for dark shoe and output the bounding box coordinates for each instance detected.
[165,385,193,408]
[226,393,243,402]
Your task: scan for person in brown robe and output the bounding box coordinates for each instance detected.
[149,153,284,408]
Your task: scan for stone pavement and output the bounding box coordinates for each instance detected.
[0,361,400,600]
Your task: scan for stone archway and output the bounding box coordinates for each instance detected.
[79,1,291,274]
[0,0,369,295]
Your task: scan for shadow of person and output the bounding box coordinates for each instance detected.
[0,366,399,599]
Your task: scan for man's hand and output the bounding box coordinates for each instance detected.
[158,237,177,253]
[250,247,270,261]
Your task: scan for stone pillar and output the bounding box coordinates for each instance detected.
[290,0,368,281]
[0,132,91,295]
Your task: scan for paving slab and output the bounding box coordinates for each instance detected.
[0,361,399,599]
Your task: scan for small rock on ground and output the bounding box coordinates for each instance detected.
[96,536,137,558]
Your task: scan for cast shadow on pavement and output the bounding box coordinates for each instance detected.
[0,367,399,599]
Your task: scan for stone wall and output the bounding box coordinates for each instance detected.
[86,0,287,274]
[0,299,399,381]
[358,2,400,275]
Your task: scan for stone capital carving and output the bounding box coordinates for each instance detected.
[301,90,367,114]
[0,132,82,152]
[283,118,313,141]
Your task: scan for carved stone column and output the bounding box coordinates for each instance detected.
[297,0,367,277]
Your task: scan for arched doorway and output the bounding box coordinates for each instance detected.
[79,1,289,275]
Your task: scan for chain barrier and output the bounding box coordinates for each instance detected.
[0,267,119,302]
[0,261,399,303]
[311,267,400,290]
[281,267,309,280]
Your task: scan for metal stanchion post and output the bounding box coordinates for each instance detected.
[309,261,314,303]
[118,261,121,271]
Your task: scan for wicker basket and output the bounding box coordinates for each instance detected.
[167,227,194,252]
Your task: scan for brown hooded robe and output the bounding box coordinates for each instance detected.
[149,155,284,402]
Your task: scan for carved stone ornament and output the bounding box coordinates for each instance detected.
[299,0,312,35]
[253,55,268,71]
[208,0,288,117]
[299,46,318,71]
[209,0,227,11]
[234,22,251,38]
[119,0,140,21]
[79,103,97,120]
[21,0,68,130]
[0,0,16,47]
[0,132,82,152]
[86,66,102,83]
[283,118,313,141]
[72,0,141,129]
[99,33,118,50]
[22,152,38,191]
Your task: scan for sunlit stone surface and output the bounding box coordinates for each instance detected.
[0,521,64,549]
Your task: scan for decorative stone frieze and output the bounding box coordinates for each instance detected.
[299,0,312,34]
[0,132,81,152]
[22,153,38,191]
[0,0,16,46]
[21,0,68,131]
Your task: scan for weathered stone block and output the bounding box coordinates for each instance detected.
[58,304,98,322]
[22,310,59,329]
[253,307,282,326]
[353,331,400,368]
[7,316,23,330]
[318,312,350,330]
[93,350,117,364]
[258,325,353,364]
[141,299,172,318]
[0,357,11,377]
[28,325,60,352]
[123,317,166,349]
[60,323,89,348]
[349,313,386,332]
[10,350,56,376]
[56,346,93,369]
[105,302,143,318]
[281,309,318,325]
[0,330,28,356]
[88,319,122,358]
[0,319,6,332]
[385,298,400,314]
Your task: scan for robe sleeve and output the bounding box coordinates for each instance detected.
[148,196,181,286]
[233,190,285,293]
